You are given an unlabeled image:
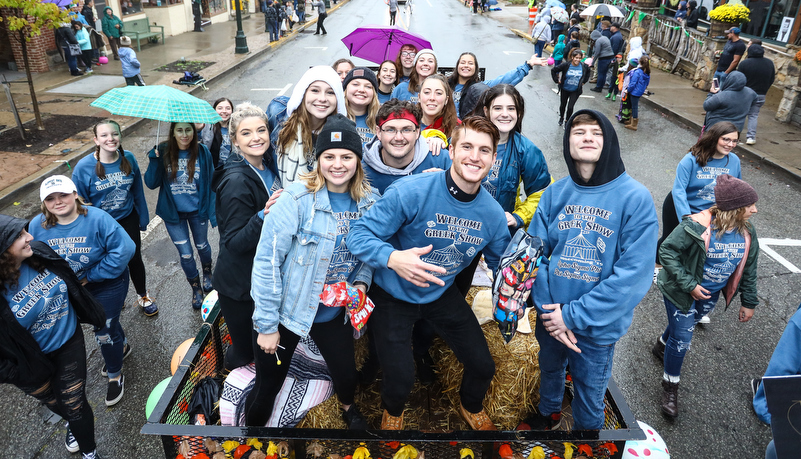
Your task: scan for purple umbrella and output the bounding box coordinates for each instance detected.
[43,0,75,8]
[341,26,432,65]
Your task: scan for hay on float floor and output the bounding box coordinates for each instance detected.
[298,287,541,431]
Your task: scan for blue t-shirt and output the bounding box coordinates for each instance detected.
[315,190,360,323]
[390,81,419,104]
[355,114,375,147]
[563,65,583,92]
[219,126,232,164]
[700,227,746,293]
[481,142,509,199]
[170,150,201,213]
[453,83,465,114]
[673,152,742,220]
[3,264,76,353]
[28,207,135,283]
[377,89,393,105]
[72,151,146,222]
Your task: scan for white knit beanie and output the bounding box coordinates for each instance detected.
[285,65,347,118]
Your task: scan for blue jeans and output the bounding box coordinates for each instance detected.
[660,292,720,378]
[594,57,614,90]
[713,70,728,86]
[86,270,129,379]
[62,46,78,74]
[630,95,640,118]
[266,19,279,41]
[163,212,212,279]
[746,94,766,140]
[535,40,546,58]
[535,316,616,430]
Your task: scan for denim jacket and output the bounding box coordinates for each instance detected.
[251,181,378,337]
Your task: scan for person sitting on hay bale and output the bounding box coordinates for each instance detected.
[521,110,657,431]
[348,116,511,431]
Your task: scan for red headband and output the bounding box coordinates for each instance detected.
[378,110,419,127]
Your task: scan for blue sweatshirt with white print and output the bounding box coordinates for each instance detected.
[348,171,511,304]
[753,303,801,425]
[672,152,741,221]
[72,150,149,230]
[29,206,135,283]
[390,81,419,104]
[528,109,658,345]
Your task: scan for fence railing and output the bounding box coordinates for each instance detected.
[648,15,706,73]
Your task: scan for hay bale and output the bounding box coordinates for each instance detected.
[433,311,541,430]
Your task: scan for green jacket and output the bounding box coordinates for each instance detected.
[101,7,122,38]
[657,210,759,313]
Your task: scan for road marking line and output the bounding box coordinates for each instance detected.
[141,216,162,241]
[759,238,801,274]
[304,47,328,50]
[503,51,526,55]
[251,83,292,96]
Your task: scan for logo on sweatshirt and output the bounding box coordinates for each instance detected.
[553,204,616,283]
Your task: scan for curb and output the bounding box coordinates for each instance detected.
[511,28,801,184]
[0,3,342,211]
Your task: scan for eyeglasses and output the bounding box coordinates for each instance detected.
[401,52,416,58]
[380,127,417,136]
[719,137,739,145]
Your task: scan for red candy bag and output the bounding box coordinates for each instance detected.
[319,282,375,338]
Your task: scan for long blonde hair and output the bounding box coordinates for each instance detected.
[278,105,317,158]
[709,205,752,238]
[345,93,380,132]
[300,161,372,203]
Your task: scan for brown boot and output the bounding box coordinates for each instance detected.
[660,379,679,418]
[459,404,497,430]
[625,118,639,130]
[380,409,403,430]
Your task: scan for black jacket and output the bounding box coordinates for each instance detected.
[562,109,626,186]
[685,8,700,28]
[737,46,775,96]
[211,154,278,301]
[551,60,591,95]
[55,25,78,47]
[82,5,95,25]
[0,242,105,386]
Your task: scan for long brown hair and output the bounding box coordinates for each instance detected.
[408,52,438,94]
[164,122,199,182]
[345,82,380,133]
[478,84,525,134]
[40,194,89,229]
[420,74,458,138]
[277,85,337,158]
[691,121,738,167]
[301,160,372,203]
[93,120,132,180]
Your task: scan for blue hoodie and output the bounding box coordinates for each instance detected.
[119,47,141,78]
[348,170,510,304]
[28,206,135,283]
[361,136,451,194]
[753,303,801,425]
[72,150,150,230]
[528,110,658,345]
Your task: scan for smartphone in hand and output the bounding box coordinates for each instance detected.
[712,78,720,91]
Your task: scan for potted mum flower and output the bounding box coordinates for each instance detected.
[708,2,751,36]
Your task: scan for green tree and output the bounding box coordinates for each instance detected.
[0,0,70,131]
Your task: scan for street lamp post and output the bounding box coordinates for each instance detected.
[234,0,249,54]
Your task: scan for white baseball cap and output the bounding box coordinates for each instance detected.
[40,175,77,202]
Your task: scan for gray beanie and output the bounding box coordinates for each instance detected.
[315,114,363,159]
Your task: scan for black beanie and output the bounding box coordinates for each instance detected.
[315,114,363,159]
[342,67,379,93]
[715,174,758,211]
[0,214,29,256]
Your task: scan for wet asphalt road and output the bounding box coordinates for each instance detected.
[2,0,800,457]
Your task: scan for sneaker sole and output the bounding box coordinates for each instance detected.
[100,344,132,376]
[65,441,80,454]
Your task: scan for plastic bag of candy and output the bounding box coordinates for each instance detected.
[492,229,544,343]
[319,282,375,338]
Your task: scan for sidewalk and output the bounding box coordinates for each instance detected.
[0,3,340,209]
[1,0,799,210]
[493,1,801,180]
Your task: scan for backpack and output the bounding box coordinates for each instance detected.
[174,71,203,85]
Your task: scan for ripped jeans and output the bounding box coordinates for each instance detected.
[18,325,96,453]
[85,270,129,379]
[163,212,212,279]
[661,291,720,378]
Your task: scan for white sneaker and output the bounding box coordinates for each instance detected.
[746,138,756,145]
[653,266,662,285]
[698,315,711,324]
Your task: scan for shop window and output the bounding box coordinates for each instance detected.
[744,0,800,42]
[144,0,184,6]
[121,0,143,14]
[203,0,226,16]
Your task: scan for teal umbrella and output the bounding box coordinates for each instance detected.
[90,85,220,153]
[90,85,221,124]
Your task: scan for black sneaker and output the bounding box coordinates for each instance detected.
[65,423,79,453]
[342,404,369,429]
[517,411,562,430]
[751,377,762,398]
[105,375,124,406]
[82,450,103,459]
[101,342,132,376]
[589,87,602,93]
